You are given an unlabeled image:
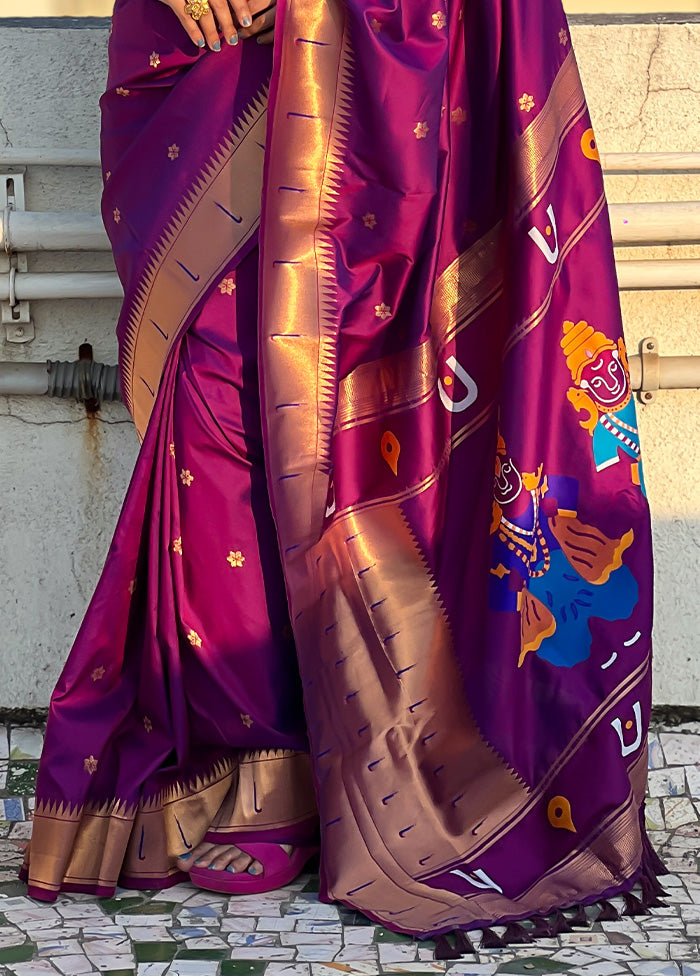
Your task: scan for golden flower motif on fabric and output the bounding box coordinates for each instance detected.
[180,469,194,487]
[113,208,121,224]
[84,756,98,775]
[414,121,429,139]
[370,17,382,33]
[227,550,245,568]
[241,713,253,728]
[362,213,377,230]
[431,11,446,29]
[149,52,161,68]
[218,276,236,295]
[375,303,392,320]
[169,442,176,458]
[559,28,569,45]
[168,144,180,161]
[187,629,202,648]
[116,87,130,97]
[172,538,183,555]
[128,578,137,595]
[451,107,467,124]
[519,93,535,113]
[91,666,105,682]
[143,716,153,733]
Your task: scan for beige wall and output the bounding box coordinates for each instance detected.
[4,0,700,16]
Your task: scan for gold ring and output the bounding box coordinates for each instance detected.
[184,0,210,20]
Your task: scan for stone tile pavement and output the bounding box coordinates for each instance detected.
[0,721,698,976]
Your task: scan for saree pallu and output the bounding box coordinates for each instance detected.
[22,0,661,942]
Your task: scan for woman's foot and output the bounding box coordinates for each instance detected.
[177,841,293,876]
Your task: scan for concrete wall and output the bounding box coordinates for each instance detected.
[0,20,698,708]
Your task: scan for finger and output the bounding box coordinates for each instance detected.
[239,1,275,37]
[195,8,223,50]
[209,0,238,45]
[227,0,255,31]
[173,8,206,49]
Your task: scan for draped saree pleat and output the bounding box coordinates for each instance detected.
[23,0,660,941]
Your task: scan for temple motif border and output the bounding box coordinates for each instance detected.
[122,90,268,439]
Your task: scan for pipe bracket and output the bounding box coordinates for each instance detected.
[638,337,660,404]
[1,170,34,344]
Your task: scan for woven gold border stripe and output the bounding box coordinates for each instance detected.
[122,91,268,439]
[514,50,587,222]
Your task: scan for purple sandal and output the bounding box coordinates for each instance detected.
[188,842,319,894]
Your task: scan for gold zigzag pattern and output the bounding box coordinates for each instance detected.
[120,87,269,411]
[315,38,355,473]
[35,755,237,823]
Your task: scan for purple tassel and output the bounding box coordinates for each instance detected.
[480,927,507,949]
[569,905,589,928]
[529,915,553,938]
[549,910,573,935]
[596,900,620,922]
[641,875,668,908]
[623,892,650,917]
[454,930,476,955]
[503,922,533,944]
[434,934,461,961]
[643,830,669,876]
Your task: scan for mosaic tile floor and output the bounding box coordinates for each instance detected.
[0,721,698,976]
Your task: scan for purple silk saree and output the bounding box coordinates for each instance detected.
[23,0,661,943]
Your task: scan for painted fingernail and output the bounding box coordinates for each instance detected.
[213,40,221,51]
[196,38,205,48]
[228,33,239,45]
[242,16,252,26]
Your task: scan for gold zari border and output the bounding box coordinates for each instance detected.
[513,50,587,221]
[123,90,268,439]
[26,750,313,894]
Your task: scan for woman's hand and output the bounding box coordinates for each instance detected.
[157,0,277,51]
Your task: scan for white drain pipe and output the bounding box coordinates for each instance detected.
[1,211,110,252]
[2,355,699,399]
[1,203,698,255]
[2,149,700,173]
[2,261,698,303]
[0,360,121,401]
[0,271,123,302]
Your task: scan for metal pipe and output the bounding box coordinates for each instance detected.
[0,360,121,402]
[616,259,700,290]
[1,203,697,254]
[1,260,697,303]
[0,271,123,302]
[2,357,699,399]
[601,152,700,174]
[608,202,700,245]
[0,149,101,168]
[3,149,700,175]
[1,211,111,252]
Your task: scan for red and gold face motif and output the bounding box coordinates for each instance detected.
[578,347,629,409]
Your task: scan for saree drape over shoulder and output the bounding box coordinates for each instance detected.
[23,0,661,941]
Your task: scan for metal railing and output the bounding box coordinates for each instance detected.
[0,149,698,403]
